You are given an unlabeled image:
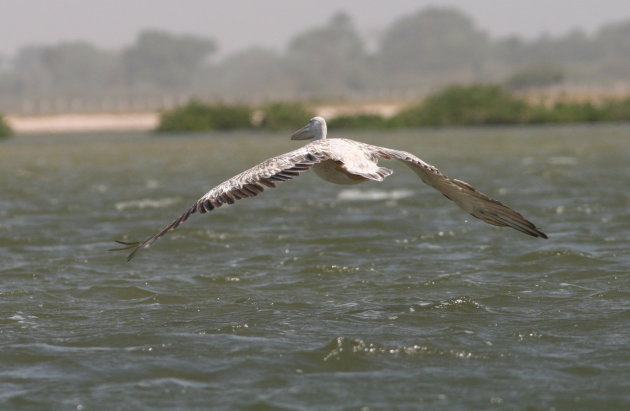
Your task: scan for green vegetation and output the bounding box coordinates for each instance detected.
[156,100,252,132]
[528,98,630,124]
[156,100,314,133]
[259,102,315,131]
[394,85,530,126]
[339,85,630,129]
[0,114,12,138]
[156,85,630,133]
[328,114,394,129]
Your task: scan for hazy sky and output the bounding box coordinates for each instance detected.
[2,0,630,56]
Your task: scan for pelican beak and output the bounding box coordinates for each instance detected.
[290,123,314,140]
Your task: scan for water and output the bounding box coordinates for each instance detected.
[1,125,629,410]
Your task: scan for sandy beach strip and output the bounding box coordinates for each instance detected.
[4,102,404,134]
[6,113,159,134]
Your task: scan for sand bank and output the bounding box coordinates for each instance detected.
[5,102,403,134]
[6,113,159,134]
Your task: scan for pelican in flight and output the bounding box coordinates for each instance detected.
[113,117,547,260]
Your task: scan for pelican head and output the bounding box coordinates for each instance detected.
[290,116,327,141]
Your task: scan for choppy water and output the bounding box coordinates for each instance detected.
[1,125,629,410]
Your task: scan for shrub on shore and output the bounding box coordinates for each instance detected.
[525,98,630,124]
[156,100,252,132]
[259,102,315,131]
[0,114,12,138]
[327,113,394,129]
[155,85,630,133]
[599,97,630,122]
[394,84,530,127]
[156,100,313,133]
[380,85,630,128]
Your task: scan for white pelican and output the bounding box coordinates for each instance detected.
[113,117,547,260]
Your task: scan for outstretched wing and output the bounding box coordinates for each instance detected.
[112,145,330,261]
[373,146,548,239]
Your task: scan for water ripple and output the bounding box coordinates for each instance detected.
[2,128,629,409]
[297,336,488,372]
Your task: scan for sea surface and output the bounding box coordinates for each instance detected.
[1,125,629,410]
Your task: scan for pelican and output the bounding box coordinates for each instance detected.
[113,117,547,260]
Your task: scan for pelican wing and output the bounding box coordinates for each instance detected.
[374,146,547,238]
[112,145,330,261]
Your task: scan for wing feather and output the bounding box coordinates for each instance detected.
[373,146,547,239]
[112,144,330,261]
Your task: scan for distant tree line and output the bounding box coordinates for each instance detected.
[2,7,630,111]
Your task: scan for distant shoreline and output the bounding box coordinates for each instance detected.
[6,86,630,134]
[5,113,160,134]
[5,103,403,134]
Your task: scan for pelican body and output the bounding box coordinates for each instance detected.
[114,117,547,260]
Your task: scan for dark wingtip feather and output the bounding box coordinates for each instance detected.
[109,240,141,251]
[109,240,144,262]
[111,150,327,262]
[474,208,548,240]
[515,224,548,239]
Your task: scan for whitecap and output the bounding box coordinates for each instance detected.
[337,188,414,201]
[9,312,39,328]
[115,197,180,211]
[548,156,578,166]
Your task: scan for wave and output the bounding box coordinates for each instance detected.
[296,336,487,371]
[114,197,180,211]
[548,156,578,166]
[337,189,414,201]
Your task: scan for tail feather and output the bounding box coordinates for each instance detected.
[376,167,393,179]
